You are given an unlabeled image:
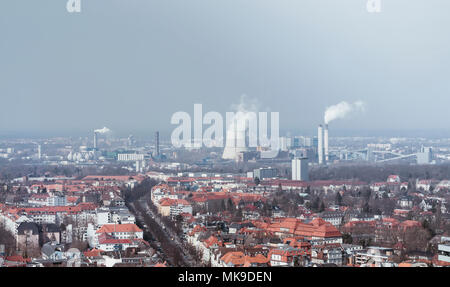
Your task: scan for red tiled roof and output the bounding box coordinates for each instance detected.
[221,251,268,266]
[96,224,142,234]
[266,217,341,238]
[83,248,104,257]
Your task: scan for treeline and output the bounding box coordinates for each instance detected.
[121,178,158,202]
[0,224,16,256]
[0,163,133,181]
[133,202,186,266]
[310,164,450,182]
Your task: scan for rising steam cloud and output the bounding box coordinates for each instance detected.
[227,95,260,143]
[324,101,366,124]
[231,95,260,115]
[222,95,260,159]
[94,127,111,134]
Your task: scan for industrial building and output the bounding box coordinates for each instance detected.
[117,153,145,161]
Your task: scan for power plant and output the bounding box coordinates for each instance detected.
[93,127,111,150]
[222,115,250,161]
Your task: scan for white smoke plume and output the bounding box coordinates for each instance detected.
[222,95,260,159]
[228,95,260,147]
[230,95,261,114]
[94,127,111,134]
[324,101,366,124]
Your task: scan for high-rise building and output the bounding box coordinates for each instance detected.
[37,145,41,160]
[292,157,309,181]
[417,146,432,164]
[318,125,324,164]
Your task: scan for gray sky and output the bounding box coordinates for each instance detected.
[1,0,449,137]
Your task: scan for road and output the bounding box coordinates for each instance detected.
[137,195,197,266]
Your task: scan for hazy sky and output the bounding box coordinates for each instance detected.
[1,0,449,137]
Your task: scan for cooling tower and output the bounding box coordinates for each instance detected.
[222,117,249,161]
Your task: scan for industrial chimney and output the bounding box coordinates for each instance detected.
[318,125,324,164]
[37,144,42,160]
[94,132,98,150]
[324,124,329,163]
[155,131,160,156]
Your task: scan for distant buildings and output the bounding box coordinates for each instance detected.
[438,236,450,264]
[117,153,145,161]
[354,246,396,267]
[417,146,433,164]
[291,158,308,181]
[47,195,67,207]
[253,168,277,180]
[158,198,192,217]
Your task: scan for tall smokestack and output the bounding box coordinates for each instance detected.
[94,132,98,150]
[155,131,160,156]
[318,125,324,165]
[37,145,42,160]
[324,124,329,163]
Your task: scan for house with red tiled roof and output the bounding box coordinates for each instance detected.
[157,198,192,217]
[18,202,97,225]
[153,262,167,267]
[399,220,422,230]
[283,237,311,249]
[387,175,401,183]
[2,255,31,267]
[96,223,143,236]
[375,218,399,244]
[266,218,342,244]
[268,246,310,267]
[96,234,139,252]
[91,223,143,248]
[311,243,343,266]
[219,251,269,267]
[0,205,32,235]
[83,248,104,258]
[203,235,222,249]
